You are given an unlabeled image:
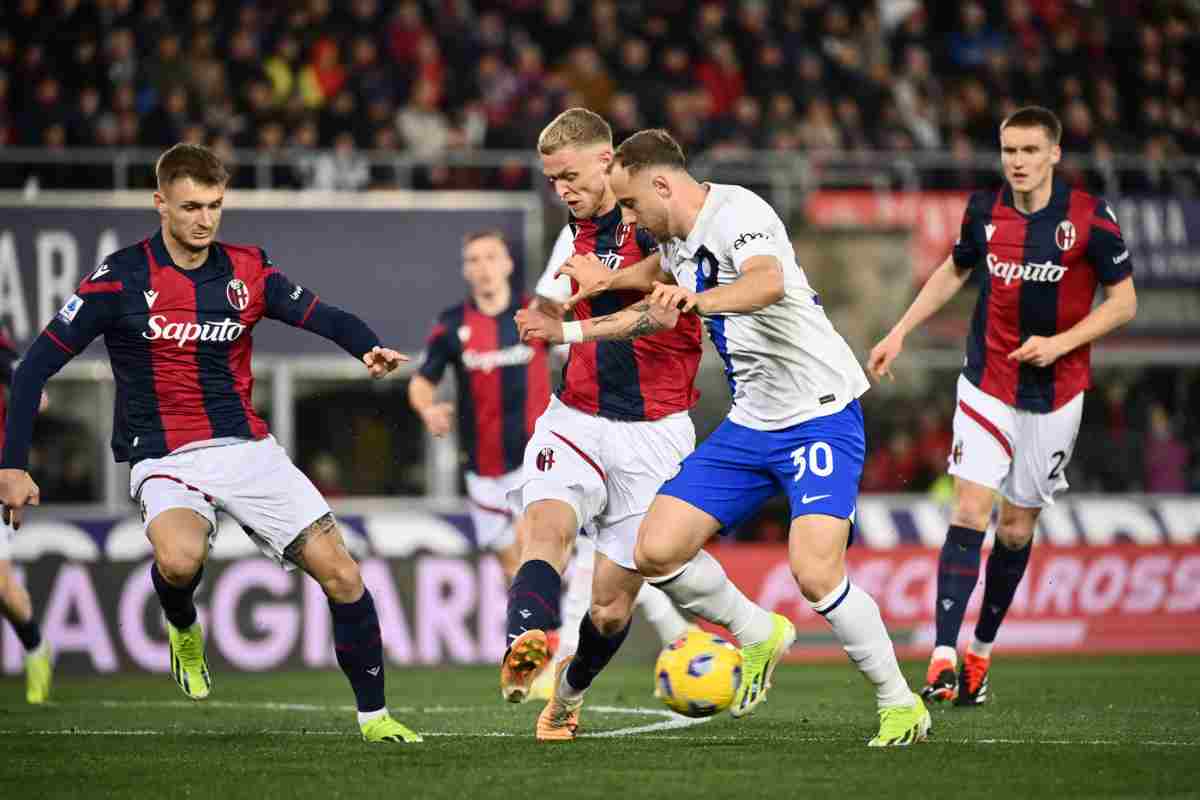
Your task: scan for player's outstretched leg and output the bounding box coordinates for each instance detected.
[501,500,574,703]
[532,537,594,701]
[0,559,52,704]
[926,523,986,702]
[290,514,421,743]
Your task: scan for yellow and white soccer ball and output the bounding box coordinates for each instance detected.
[654,629,743,718]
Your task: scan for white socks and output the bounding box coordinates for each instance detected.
[811,576,912,709]
[932,645,958,667]
[969,638,993,658]
[357,707,388,725]
[647,549,775,646]
[557,539,596,659]
[634,582,690,645]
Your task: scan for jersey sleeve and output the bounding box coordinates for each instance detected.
[952,193,986,270]
[416,314,455,383]
[44,280,122,356]
[535,225,575,303]
[262,251,381,358]
[262,250,320,326]
[713,196,783,272]
[1087,198,1134,285]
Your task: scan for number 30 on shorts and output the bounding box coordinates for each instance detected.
[791,442,834,481]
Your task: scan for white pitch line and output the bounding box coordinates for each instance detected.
[82,699,713,739]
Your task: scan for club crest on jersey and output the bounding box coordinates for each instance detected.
[458,325,471,343]
[952,440,963,465]
[1055,220,1077,251]
[226,278,250,311]
[536,447,555,471]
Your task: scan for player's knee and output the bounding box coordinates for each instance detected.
[518,504,575,556]
[994,523,1034,550]
[155,551,204,586]
[633,536,681,579]
[319,558,364,603]
[588,602,633,637]
[951,490,994,531]
[0,567,10,601]
[791,559,844,604]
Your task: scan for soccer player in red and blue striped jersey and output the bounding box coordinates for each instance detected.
[869,106,1137,708]
[0,143,421,743]
[410,230,551,578]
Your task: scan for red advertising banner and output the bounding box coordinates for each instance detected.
[805,190,970,282]
[710,543,1200,659]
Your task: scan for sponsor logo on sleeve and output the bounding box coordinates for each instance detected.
[289,285,303,301]
[732,232,769,250]
[90,263,111,280]
[1113,250,1129,265]
[57,294,84,323]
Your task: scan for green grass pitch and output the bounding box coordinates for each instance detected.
[2,655,1197,799]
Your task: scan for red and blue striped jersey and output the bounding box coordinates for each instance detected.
[418,295,550,477]
[952,177,1133,412]
[559,205,703,420]
[2,231,380,467]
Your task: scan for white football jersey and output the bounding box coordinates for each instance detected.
[659,183,869,430]
[535,224,575,303]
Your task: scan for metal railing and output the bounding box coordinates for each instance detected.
[4,147,1198,225]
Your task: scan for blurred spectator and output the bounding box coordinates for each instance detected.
[862,430,921,492]
[694,38,744,119]
[558,45,615,117]
[311,131,370,191]
[1143,404,1189,493]
[300,37,347,109]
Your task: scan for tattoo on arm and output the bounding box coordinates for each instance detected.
[585,302,672,341]
[283,512,341,569]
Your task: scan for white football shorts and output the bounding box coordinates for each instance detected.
[507,395,695,569]
[465,468,523,551]
[130,435,331,569]
[948,375,1084,509]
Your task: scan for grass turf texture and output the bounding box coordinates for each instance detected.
[1,655,1197,799]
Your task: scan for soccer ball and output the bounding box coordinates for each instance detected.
[654,629,743,718]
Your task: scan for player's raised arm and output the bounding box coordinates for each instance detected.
[649,255,784,316]
[517,297,679,344]
[261,254,407,377]
[559,250,670,309]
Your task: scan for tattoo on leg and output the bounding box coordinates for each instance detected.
[284,512,339,570]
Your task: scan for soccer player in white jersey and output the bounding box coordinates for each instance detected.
[518,129,930,746]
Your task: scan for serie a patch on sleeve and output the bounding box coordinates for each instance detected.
[56,293,84,324]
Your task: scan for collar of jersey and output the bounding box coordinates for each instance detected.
[675,182,724,259]
[149,230,230,280]
[1001,175,1070,219]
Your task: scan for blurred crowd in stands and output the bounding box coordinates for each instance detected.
[2,0,1198,191]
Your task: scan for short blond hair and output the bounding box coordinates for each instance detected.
[537,108,612,155]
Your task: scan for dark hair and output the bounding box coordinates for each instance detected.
[462,229,509,248]
[612,129,687,175]
[155,142,229,188]
[1000,106,1062,144]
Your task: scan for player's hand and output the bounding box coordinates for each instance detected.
[559,253,613,309]
[867,332,905,382]
[38,391,49,413]
[419,402,454,437]
[0,468,40,530]
[1008,336,1066,367]
[516,307,564,344]
[362,346,409,378]
[649,281,700,314]
[531,296,567,321]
